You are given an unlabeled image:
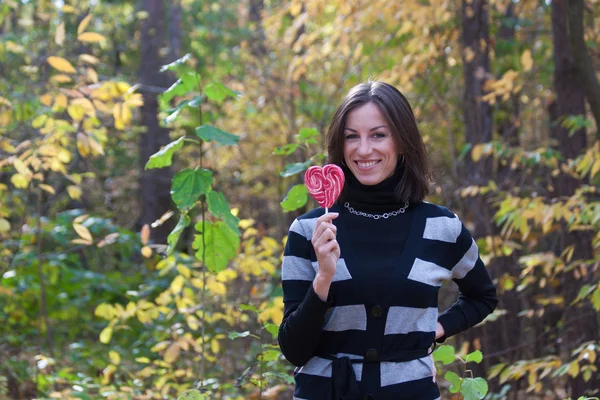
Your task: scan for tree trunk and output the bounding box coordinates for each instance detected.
[138,0,173,244]
[551,0,599,394]
[168,0,182,63]
[567,0,600,135]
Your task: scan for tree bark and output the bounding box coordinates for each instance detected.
[567,0,600,136]
[551,1,599,395]
[138,0,173,244]
[168,0,182,63]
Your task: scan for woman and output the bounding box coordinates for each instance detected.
[278,81,498,400]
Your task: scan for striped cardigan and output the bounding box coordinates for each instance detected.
[278,201,498,400]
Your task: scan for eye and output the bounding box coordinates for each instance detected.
[344,134,359,140]
[372,132,387,139]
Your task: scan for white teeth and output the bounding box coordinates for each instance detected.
[357,161,378,168]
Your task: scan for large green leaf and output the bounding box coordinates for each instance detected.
[171,168,213,210]
[167,214,191,255]
[281,184,308,211]
[207,190,240,235]
[195,125,239,146]
[193,221,239,273]
[465,350,483,364]
[461,377,488,400]
[433,344,455,365]
[280,160,312,177]
[296,127,319,144]
[203,82,239,103]
[162,72,200,104]
[444,371,462,393]
[160,53,192,72]
[273,143,299,156]
[145,136,185,170]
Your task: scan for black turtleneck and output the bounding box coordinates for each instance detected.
[339,163,414,281]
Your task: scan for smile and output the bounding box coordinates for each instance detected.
[355,160,381,169]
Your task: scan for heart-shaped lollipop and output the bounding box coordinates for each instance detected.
[304,164,345,212]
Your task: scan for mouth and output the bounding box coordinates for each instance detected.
[354,160,381,170]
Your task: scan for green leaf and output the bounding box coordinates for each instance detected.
[167,214,191,255]
[461,377,488,400]
[262,371,295,385]
[260,349,281,362]
[193,221,239,273]
[177,389,209,400]
[592,286,600,311]
[160,53,192,72]
[145,136,185,169]
[433,344,455,365]
[207,190,240,235]
[164,96,203,125]
[444,371,462,393]
[281,184,308,211]
[281,160,312,177]
[228,331,251,340]
[273,143,299,156]
[195,125,239,146]
[162,72,200,104]
[296,127,319,144]
[203,82,239,103]
[465,350,483,364]
[171,168,213,210]
[240,303,259,313]
[263,323,279,338]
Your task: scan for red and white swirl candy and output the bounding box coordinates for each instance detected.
[304,164,345,211]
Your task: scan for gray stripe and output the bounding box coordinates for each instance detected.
[380,356,434,387]
[311,258,352,282]
[323,305,367,331]
[423,216,462,243]
[384,306,438,335]
[290,217,318,240]
[452,239,478,280]
[296,354,363,381]
[296,356,331,377]
[407,258,451,287]
[282,256,315,281]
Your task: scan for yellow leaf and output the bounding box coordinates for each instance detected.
[13,159,31,178]
[68,104,85,121]
[177,265,191,279]
[40,93,53,106]
[73,223,93,242]
[109,350,121,365]
[170,275,185,294]
[71,98,96,118]
[135,357,150,364]
[141,246,153,258]
[51,74,73,84]
[164,342,180,364]
[590,159,600,179]
[55,94,68,109]
[211,338,220,354]
[77,14,92,35]
[141,224,151,245]
[521,49,533,72]
[87,136,104,156]
[47,56,77,74]
[77,133,90,157]
[87,67,99,83]
[32,115,48,128]
[78,32,106,43]
[99,326,113,344]
[67,185,82,200]
[0,218,10,232]
[55,22,65,45]
[79,54,100,65]
[39,184,55,194]
[472,143,485,162]
[62,5,77,14]
[0,96,13,107]
[567,361,580,377]
[95,303,115,319]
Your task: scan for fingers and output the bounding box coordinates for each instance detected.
[318,239,340,259]
[312,213,338,245]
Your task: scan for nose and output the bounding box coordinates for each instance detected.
[357,137,371,156]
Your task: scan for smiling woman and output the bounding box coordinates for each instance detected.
[278,81,498,400]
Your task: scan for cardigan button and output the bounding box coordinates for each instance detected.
[370,305,383,318]
[365,348,378,362]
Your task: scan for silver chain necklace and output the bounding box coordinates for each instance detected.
[344,201,410,220]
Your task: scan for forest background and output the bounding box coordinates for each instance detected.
[1,0,600,399]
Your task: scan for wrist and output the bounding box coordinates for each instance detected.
[435,322,445,340]
[313,274,332,301]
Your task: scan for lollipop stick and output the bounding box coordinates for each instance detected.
[325,207,328,214]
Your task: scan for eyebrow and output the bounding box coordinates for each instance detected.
[344,125,388,132]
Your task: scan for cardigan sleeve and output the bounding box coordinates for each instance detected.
[278,218,331,366]
[436,222,498,342]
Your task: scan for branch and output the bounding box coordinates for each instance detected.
[568,0,600,137]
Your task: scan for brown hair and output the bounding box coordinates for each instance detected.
[326,81,432,203]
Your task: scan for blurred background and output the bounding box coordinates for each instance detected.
[0,0,599,399]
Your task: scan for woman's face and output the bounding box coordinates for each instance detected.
[343,102,401,186]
